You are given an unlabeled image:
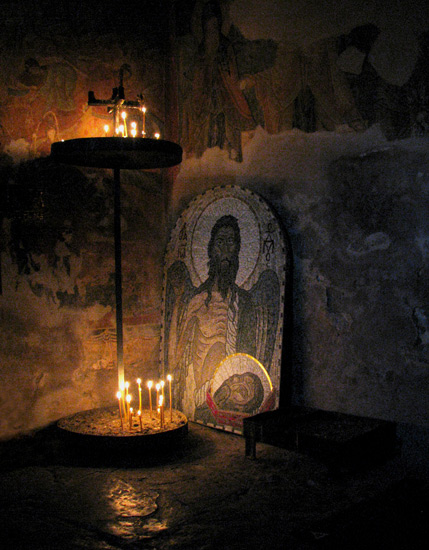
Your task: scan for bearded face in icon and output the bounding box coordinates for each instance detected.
[205,215,240,300]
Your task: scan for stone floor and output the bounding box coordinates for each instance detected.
[0,422,428,549]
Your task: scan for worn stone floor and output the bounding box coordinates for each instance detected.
[0,422,428,549]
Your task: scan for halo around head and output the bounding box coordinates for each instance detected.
[210,353,273,398]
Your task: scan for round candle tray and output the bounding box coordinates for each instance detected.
[57,406,188,464]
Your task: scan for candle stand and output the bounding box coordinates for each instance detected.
[50,136,187,461]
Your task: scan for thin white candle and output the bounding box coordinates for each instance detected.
[116,391,124,430]
[147,380,153,414]
[137,378,142,411]
[167,374,172,421]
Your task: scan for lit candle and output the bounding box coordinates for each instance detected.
[156,383,160,408]
[142,106,146,135]
[159,394,164,429]
[131,121,137,138]
[118,124,125,137]
[160,380,165,401]
[126,393,132,421]
[138,409,142,432]
[154,133,160,139]
[121,111,128,137]
[167,374,172,422]
[124,381,130,418]
[104,124,109,136]
[147,380,153,415]
[116,391,124,430]
[137,378,142,411]
[120,382,126,420]
[129,407,133,430]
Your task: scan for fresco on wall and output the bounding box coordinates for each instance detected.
[176,1,429,161]
[0,1,166,160]
[161,186,287,432]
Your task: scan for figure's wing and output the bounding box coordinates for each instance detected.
[163,260,194,369]
[249,270,281,370]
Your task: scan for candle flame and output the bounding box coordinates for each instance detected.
[147,380,153,389]
[121,111,127,119]
[138,409,141,416]
[137,378,141,385]
[125,381,129,389]
[156,383,160,391]
[159,394,164,406]
[167,374,172,382]
[116,391,122,399]
[142,106,147,113]
[126,394,132,403]
[120,382,125,391]
[154,133,160,139]
[160,380,165,388]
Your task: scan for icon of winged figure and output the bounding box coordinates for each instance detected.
[163,214,281,424]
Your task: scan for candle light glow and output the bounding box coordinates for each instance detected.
[142,106,146,135]
[156,383,160,408]
[131,121,137,138]
[120,382,126,420]
[121,111,128,138]
[159,394,164,429]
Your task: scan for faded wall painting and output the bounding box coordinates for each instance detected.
[0,1,167,161]
[162,186,287,432]
[175,0,429,161]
